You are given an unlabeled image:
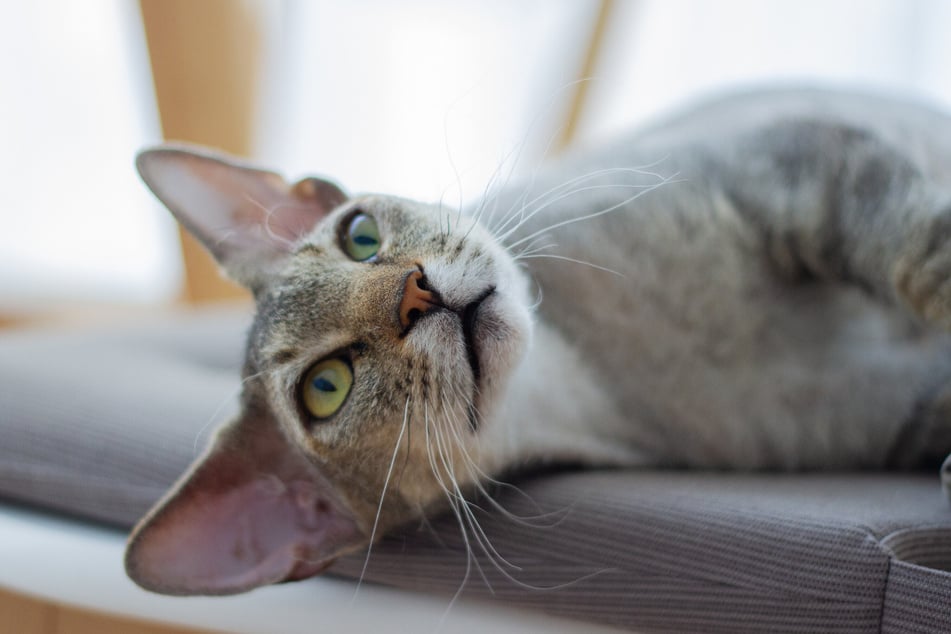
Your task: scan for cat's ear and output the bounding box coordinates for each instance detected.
[136,144,348,289]
[124,414,365,595]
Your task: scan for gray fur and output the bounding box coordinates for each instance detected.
[491,86,951,472]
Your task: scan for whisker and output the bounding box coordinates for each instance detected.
[491,165,668,241]
[514,253,625,277]
[426,403,487,625]
[441,79,482,239]
[192,370,264,456]
[498,177,674,247]
[512,235,557,260]
[486,119,568,235]
[440,392,569,528]
[472,142,524,229]
[243,194,303,247]
[431,396,529,575]
[431,383,614,594]
[350,396,411,606]
[481,77,599,236]
[506,175,681,250]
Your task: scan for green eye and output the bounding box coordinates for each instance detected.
[301,358,353,420]
[343,212,380,261]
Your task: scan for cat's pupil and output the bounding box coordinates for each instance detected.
[354,235,377,246]
[313,377,337,392]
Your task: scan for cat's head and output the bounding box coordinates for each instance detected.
[124,145,532,595]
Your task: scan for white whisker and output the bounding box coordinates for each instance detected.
[506,175,680,250]
[436,390,563,527]
[515,253,625,277]
[192,370,264,456]
[498,178,673,247]
[490,165,669,240]
[350,396,411,606]
[480,77,605,236]
[243,194,304,247]
[426,402,485,625]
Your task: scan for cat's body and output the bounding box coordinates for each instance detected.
[492,88,951,472]
[124,87,951,596]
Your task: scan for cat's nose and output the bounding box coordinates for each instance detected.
[399,269,439,332]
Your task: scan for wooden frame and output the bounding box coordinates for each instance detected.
[0,587,213,634]
[138,0,265,304]
[556,0,616,152]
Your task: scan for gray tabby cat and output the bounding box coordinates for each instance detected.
[125,87,951,595]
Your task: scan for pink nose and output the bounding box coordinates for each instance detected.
[399,270,437,330]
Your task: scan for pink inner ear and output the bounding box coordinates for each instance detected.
[129,475,362,595]
[135,147,348,288]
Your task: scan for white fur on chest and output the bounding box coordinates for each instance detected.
[480,321,653,472]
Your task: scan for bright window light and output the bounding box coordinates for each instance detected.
[255,0,597,208]
[0,1,181,309]
[581,0,951,144]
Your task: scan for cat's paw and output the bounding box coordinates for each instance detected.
[895,261,951,330]
[893,217,951,330]
[942,454,951,502]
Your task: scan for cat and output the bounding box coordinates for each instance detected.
[125,86,951,596]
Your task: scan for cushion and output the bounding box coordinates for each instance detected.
[2,307,951,632]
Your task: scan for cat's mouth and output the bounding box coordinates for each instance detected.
[461,287,495,385]
[459,287,495,430]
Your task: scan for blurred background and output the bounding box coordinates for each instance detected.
[2,0,951,324]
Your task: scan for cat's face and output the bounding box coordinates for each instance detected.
[252,195,531,508]
[124,146,532,595]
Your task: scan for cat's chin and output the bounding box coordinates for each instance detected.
[466,287,532,420]
[405,283,529,435]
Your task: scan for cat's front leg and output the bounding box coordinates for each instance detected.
[722,116,951,476]
[724,117,951,328]
[941,456,951,500]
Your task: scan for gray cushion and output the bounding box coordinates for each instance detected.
[2,308,951,632]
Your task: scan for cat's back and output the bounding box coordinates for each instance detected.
[622,85,951,185]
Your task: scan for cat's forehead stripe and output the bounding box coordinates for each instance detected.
[268,348,301,367]
[260,321,355,366]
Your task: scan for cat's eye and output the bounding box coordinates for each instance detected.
[342,212,381,261]
[301,358,353,420]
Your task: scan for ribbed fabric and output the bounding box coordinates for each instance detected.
[0,308,247,525]
[2,308,951,632]
[331,471,908,632]
[882,561,951,633]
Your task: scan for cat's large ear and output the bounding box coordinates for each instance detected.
[124,413,366,595]
[136,145,348,289]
